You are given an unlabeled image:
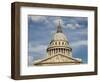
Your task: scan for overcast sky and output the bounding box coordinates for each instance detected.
[28,15,88,66]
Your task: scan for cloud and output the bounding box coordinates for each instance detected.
[32,45,47,53]
[29,15,57,29]
[28,42,47,55]
[65,23,81,30]
[72,17,87,22]
[75,29,87,35]
[70,40,87,48]
[29,15,50,25]
[28,42,47,64]
[62,17,87,30]
[53,17,84,30]
[30,16,46,22]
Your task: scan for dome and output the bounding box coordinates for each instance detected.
[49,32,69,48]
[48,19,69,48]
[53,33,68,41]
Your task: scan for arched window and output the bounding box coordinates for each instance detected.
[59,42,60,45]
[62,42,64,45]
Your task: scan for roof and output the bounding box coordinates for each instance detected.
[53,33,67,41]
[33,54,82,65]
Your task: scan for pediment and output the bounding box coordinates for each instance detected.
[34,54,81,65]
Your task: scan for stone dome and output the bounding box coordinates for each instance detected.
[48,32,69,48]
[48,20,69,48]
[53,32,68,41]
[47,19,72,57]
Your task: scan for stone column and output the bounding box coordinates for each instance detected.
[52,49,54,55]
[66,50,68,56]
[54,49,55,55]
[50,49,52,56]
[56,48,57,54]
[52,49,53,55]
[67,50,69,56]
[64,49,66,55]
[62,48,64,54]
[65,49,67,55]
[60,48,61,53]
[61,48,63,54]
[57,48,58,53]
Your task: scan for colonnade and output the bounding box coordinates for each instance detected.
[47,48,71,57]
